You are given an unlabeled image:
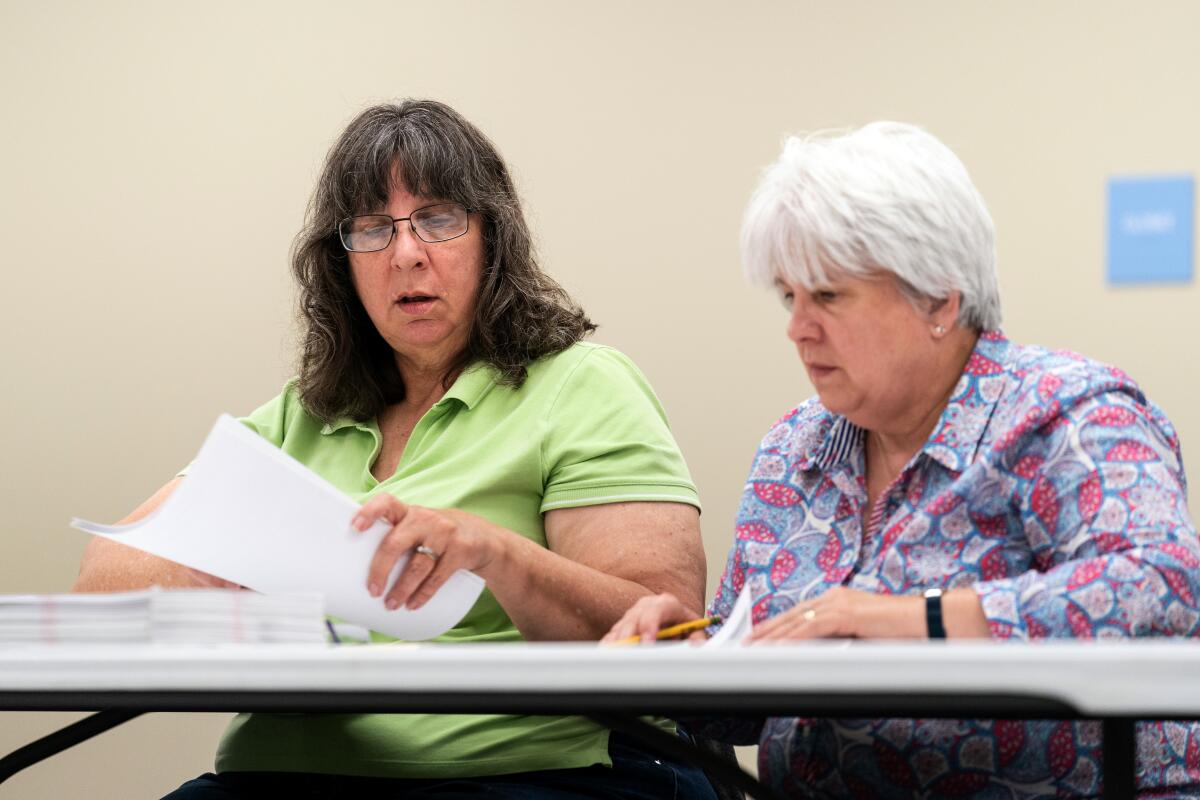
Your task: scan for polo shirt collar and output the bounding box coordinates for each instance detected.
[437,362,496,410]
[320,415,371,435]
[319,362,497,435]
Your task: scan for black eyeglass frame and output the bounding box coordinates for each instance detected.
[336,202,473,252]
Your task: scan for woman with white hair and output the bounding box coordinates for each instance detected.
[604,122,1200,797]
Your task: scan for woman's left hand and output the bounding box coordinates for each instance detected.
[748,586,924,642]
[351,494,507,612]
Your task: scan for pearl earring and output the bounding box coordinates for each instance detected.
[933,325,946,336]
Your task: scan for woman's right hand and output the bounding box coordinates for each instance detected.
[600,592,707,644]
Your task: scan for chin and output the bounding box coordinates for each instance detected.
[816,393,843,414]
[815,391,858,419]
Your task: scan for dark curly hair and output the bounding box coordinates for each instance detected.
[291,100,596,423]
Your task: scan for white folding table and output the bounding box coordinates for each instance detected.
[3,640,1199,799]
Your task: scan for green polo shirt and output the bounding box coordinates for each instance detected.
[214,342,699,778]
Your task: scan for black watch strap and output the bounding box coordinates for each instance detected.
[924,588,946,639]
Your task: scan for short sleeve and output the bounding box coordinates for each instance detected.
[176,383,294,477]
[539,347,699,513]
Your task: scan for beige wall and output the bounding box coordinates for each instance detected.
[2,1,1198,796]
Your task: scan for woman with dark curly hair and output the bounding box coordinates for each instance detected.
[74,100,715,799]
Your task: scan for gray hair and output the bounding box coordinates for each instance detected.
[293,100,596,424]
[740,121,1001,331]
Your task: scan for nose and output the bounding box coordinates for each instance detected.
[388,221,427,271]
[786,295,820,344]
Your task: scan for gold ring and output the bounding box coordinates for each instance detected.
[415,544,440,562]
[802,608,817,622]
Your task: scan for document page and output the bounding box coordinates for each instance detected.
[704,587,753,647]
[72,415,485,641]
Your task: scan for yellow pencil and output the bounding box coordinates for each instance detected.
[612,615,722,645]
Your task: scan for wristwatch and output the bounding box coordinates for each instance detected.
[924,588,946,639]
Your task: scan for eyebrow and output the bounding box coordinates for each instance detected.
[363,199,454,217]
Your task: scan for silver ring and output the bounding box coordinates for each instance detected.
[415,544,440,562]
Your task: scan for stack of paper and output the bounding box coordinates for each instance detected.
[0,591,151,644]
[151,590,327,644]
[0,588,328,645]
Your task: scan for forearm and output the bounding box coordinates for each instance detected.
[480,530,703,641]
[358,497,707,641]
[857,587,990,639]
[944,588,991,637]
[72,478,191,592]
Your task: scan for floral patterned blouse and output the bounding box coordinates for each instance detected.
[705,331,1200,798]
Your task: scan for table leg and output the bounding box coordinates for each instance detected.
[0,709,143,784]
[586,712,786,800]
[1102,718,1136,800]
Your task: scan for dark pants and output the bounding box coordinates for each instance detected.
[162,732,719,799]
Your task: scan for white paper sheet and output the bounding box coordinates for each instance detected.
[704,586,753,647]
[72,414,485,641]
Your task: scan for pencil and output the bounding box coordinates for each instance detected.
[612,615,722,645]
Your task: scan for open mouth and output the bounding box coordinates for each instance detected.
[396,294,438,315]
[398,294,436,306]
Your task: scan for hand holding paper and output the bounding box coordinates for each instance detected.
[350,494,505,614]
[72,415,485,641]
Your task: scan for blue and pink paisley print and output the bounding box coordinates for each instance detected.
[705,331,1200,798]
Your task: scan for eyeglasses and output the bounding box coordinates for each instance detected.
[337,202,471,252]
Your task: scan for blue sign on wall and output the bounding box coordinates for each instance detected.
[1107,175,1194,285]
